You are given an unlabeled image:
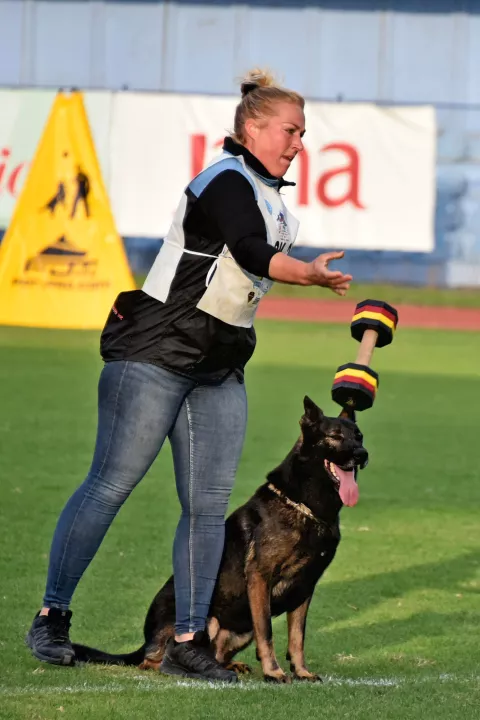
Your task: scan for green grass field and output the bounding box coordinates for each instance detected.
[1,320,480,719]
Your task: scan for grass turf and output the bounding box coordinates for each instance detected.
[1,320,480,719]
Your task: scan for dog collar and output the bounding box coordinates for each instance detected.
[267,483,328,530]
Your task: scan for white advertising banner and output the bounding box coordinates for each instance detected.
[0,90,436,251]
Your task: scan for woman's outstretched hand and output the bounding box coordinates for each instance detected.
[306,251,352,296]
[268,250,352,295]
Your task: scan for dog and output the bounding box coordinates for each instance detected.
[73,396,368,683]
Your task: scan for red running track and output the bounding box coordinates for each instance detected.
[257,297,480,331]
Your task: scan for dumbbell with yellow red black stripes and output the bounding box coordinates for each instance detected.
[332,300,398,413]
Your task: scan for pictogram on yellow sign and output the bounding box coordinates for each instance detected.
[0,91,135,329]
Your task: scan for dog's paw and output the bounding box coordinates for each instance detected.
[225,661,252,675]
[139,659,161,672]
[264,672,292,684]
[293,670,323,683]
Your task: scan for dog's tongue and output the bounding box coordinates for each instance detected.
[328,461,359,507]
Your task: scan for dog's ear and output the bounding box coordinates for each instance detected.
[339,405,356,423]
[303,395,324,423]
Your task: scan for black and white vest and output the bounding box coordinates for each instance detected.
[143,152,299,328]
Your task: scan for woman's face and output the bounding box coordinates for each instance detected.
[244,101,305,178]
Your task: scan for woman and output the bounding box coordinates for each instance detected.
[26,69,352,682]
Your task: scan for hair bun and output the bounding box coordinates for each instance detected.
[240,82,258,98]
[239,68,277,98]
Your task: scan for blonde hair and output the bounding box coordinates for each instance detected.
[232,68,305,144]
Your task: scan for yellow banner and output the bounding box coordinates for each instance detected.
[0,92,135,329]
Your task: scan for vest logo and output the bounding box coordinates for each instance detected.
[247,289,262,306]
[25,236,97,277]
[247,277,270,306]
[275,210,292,253]
[277,211,289,239]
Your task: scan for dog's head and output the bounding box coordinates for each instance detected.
[298,395,369,507]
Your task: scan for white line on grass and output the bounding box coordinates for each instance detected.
[1,673,478,697]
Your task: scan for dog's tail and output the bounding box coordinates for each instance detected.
[72,642,146,666]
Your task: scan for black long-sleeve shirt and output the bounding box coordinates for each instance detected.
[100,137,294,383]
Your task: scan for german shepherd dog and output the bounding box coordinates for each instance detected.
[73,396,368,682]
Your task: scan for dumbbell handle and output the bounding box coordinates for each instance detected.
[355,328,378,367]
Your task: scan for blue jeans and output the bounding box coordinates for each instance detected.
[43,361,247,635]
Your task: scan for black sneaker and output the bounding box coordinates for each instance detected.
[160,631,237,683]
[25,609,75,666]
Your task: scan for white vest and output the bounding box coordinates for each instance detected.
[145,152,299,329]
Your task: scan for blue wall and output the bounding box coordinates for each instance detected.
[1,1,480,108]
[2,3,480,108]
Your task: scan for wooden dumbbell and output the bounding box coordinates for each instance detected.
[332,300,398,412]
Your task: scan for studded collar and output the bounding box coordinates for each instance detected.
[267,482,329,531]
